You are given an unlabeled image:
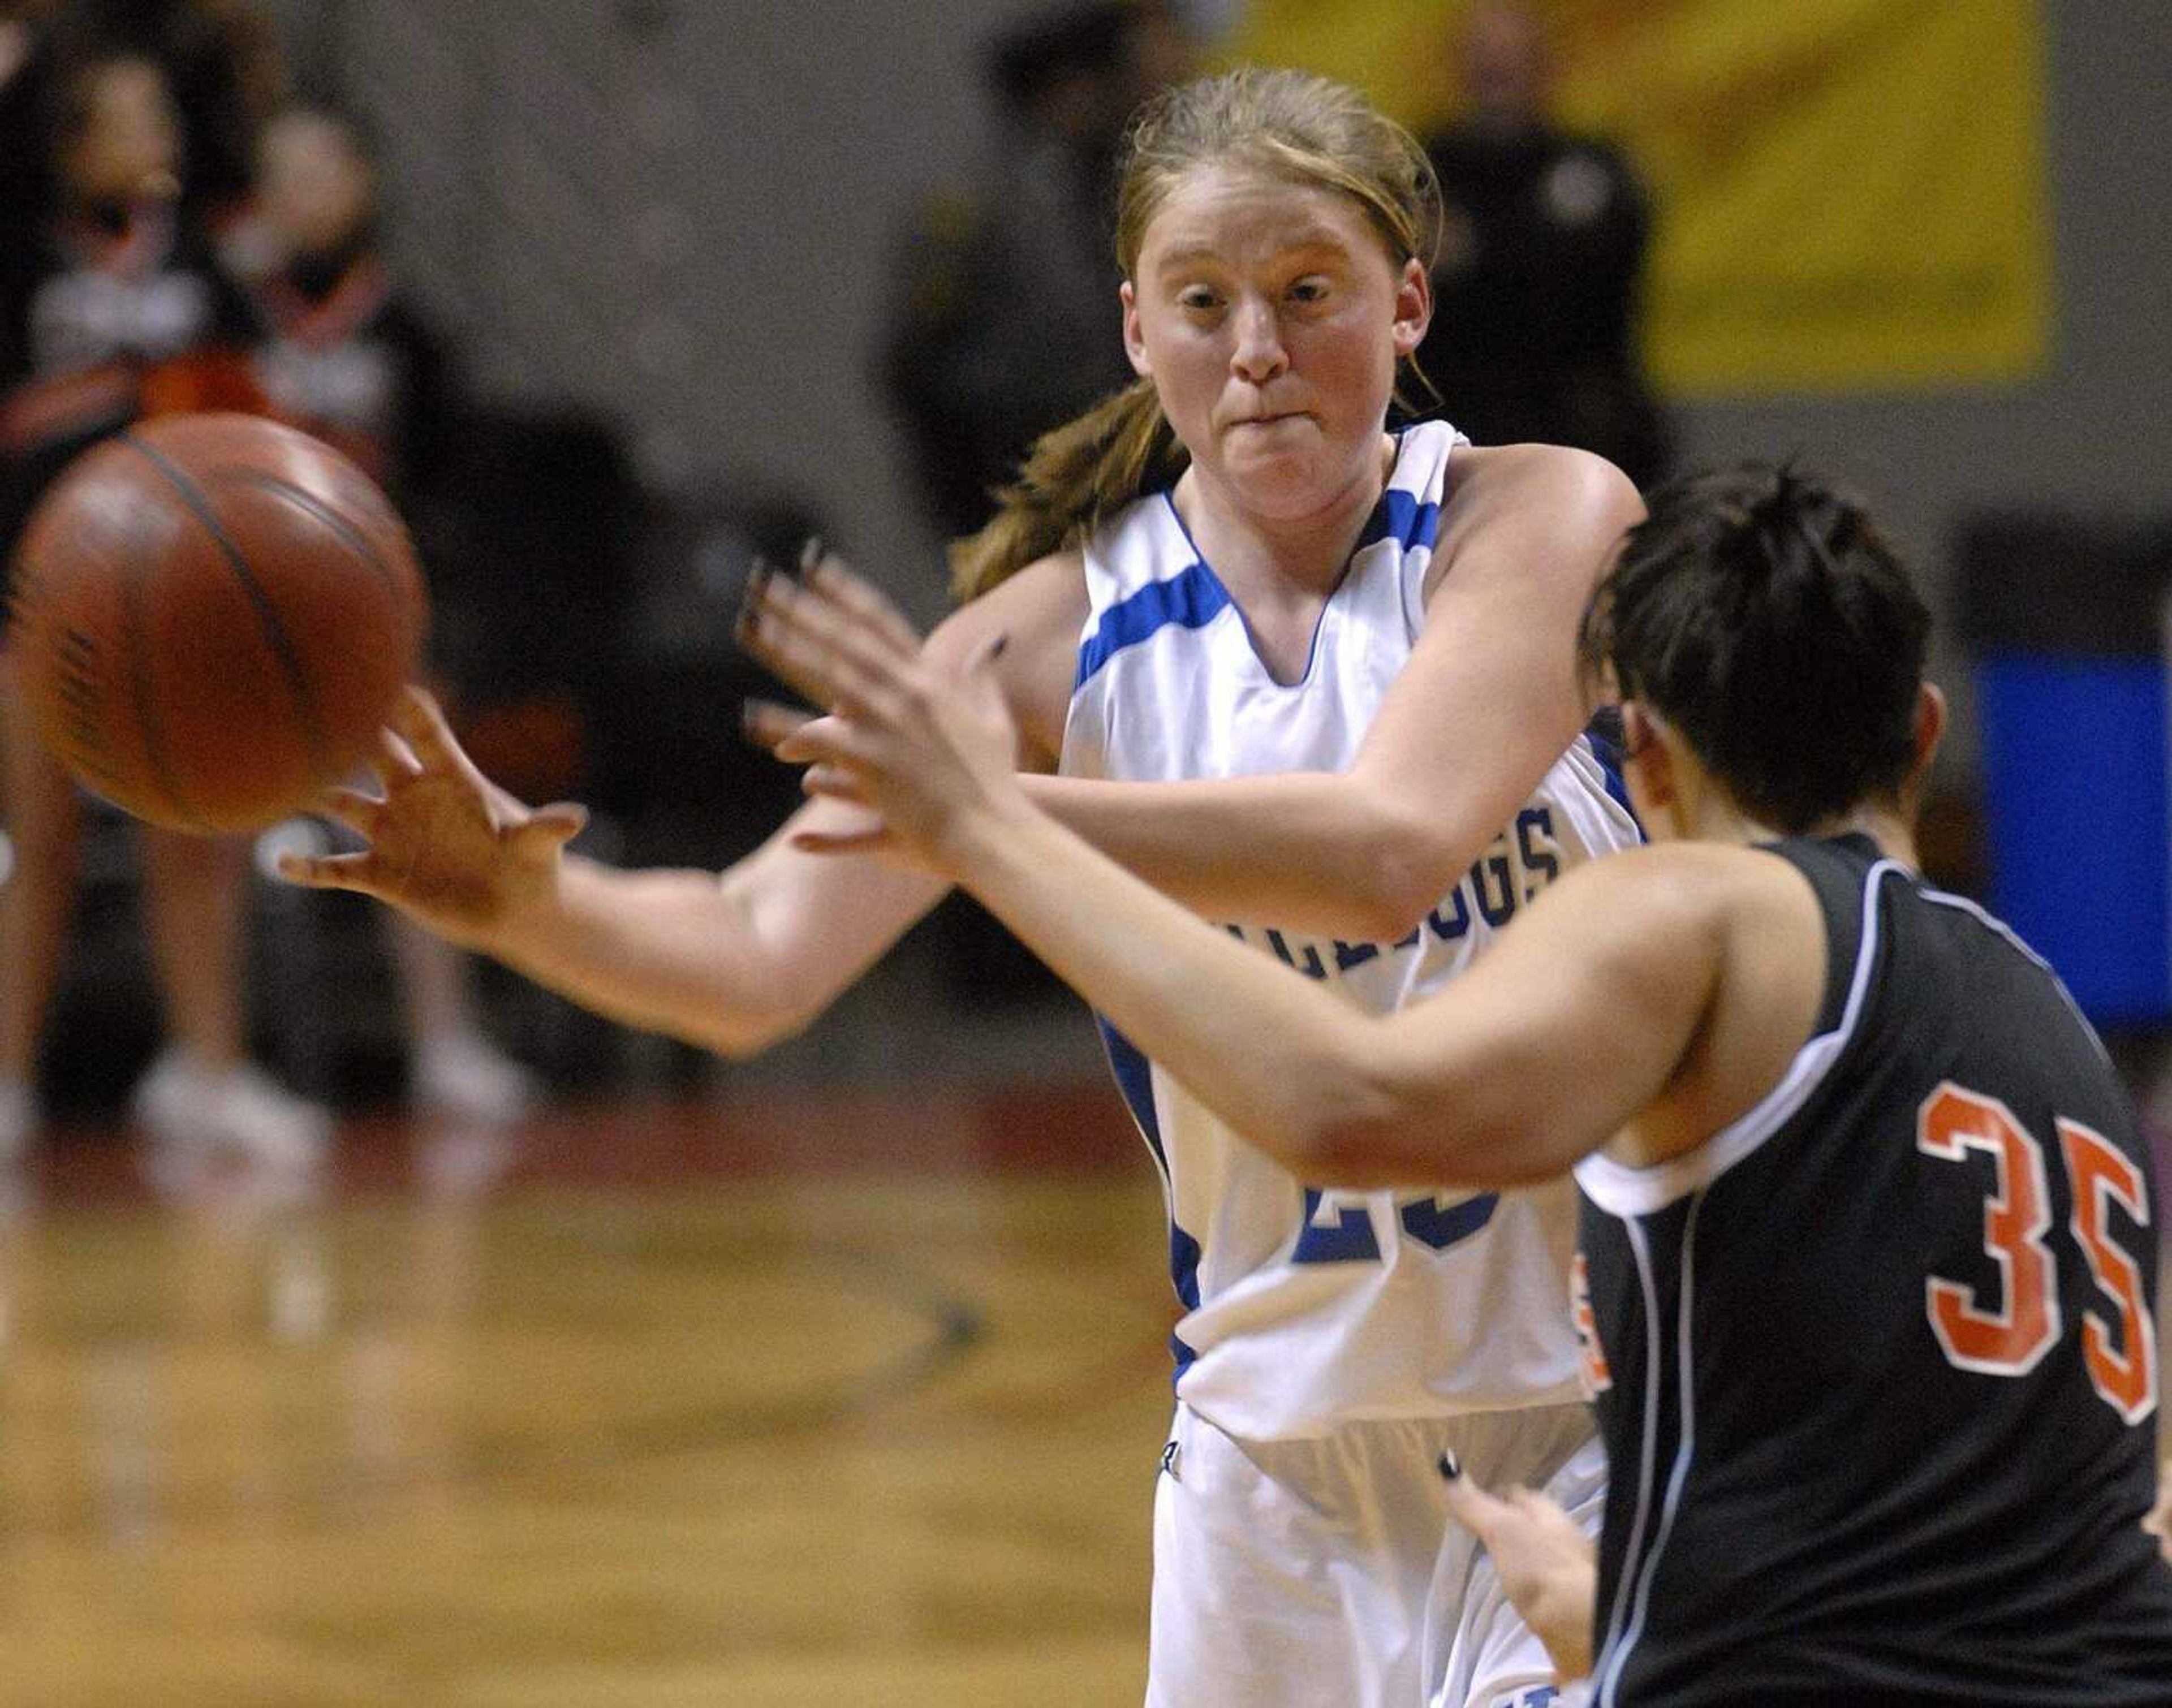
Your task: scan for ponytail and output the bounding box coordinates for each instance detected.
[949,377,1188,602]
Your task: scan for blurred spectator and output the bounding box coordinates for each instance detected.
[1412,1,1670,489]
[1,2,285,309]
[231,107,449,495]
[0,52,330,1172]
[879,0,1193,544]
[49,0,285,225]
[230,106,537,1127]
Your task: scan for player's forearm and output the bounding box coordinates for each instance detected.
[1021,771,1479,943]
[951,803,1441,1178]
[482,857,817,1057]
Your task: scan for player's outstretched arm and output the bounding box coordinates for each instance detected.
[1438,1461,1597,1684]
[276,562,1078,1058]
[1016,445,1643,942]
[742,555,1729,1186]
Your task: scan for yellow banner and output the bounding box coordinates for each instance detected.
[1227,0,2052,395]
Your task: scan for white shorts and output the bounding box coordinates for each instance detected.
[1147,1400,1602,1708]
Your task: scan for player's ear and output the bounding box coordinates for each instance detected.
[1911,683,1946,778]
[1121,280,1152,377]
[1391,256,1432,357]
[1898,683,1947,820]
[1621,701,1677,829]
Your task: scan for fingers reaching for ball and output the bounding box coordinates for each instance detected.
[272,844,376,894]
[390,685,471,777]
[314,784,385,841]
[272,683,589,945]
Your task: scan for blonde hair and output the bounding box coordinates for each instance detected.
[949,67,1443,601]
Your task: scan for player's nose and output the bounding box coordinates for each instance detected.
[1228,300,1288,384]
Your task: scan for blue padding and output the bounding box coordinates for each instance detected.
[1976,653,2169,1023]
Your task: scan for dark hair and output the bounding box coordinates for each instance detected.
[1579,463,1930,833]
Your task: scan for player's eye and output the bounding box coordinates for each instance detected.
[1287,277,1330,305]
[1176,287,1221,313]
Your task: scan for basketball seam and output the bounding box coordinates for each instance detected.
[118,524,206,830]
[118,430,335,788]
[208,468,404,601]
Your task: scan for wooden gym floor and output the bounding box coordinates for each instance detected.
[0,1080,1176,1707]
[1,1075,2166,1708]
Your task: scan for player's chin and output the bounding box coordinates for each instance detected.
[1219,442,1349,515]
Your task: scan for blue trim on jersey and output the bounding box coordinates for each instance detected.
[1151,493,1354,691]
[1356,487,1441,555]
[1584,718,1644,837]
[1097,1016,1169,1180]
[1074,559,1231,688]
[1099,1016,1203,1384]
[1169,1223,1202,1384]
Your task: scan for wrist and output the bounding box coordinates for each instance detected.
[480,850,578,961]
[937,787,1046,888]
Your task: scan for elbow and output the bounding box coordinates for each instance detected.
[1272,1065,1530,1193]
[1288,1116,1411,1188]
[1322,787,1486,943]
[1344,837,1468,945]
[1269,1069,1437,1189]
[689,998,821,1062]
[1347,883,1440,948]
[1292,1107,1527,1192]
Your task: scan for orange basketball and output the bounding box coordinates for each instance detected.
[6,413,426,833]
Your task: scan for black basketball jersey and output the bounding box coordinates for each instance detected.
[1572,833,2172,1706]
[0,201,249,554]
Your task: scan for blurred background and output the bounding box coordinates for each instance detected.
[0,1,2165,1702]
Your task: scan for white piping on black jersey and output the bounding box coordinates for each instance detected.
[1594,1213,1666,1690]
[1594,1191,1709,1707]
[1916,880,2115,1074]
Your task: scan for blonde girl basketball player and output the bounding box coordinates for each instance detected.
[280,70,1643,1708]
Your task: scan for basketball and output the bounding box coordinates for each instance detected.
[6,413,428,834]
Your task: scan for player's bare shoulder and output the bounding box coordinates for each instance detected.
[1618,840,1833,1163]
[1613,841,1828,978]
[934,546,1088,772]
[1444,440,1639,513]
[1428,441,1644,603]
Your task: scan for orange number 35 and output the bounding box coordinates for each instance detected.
[1917,1082,2159,1423]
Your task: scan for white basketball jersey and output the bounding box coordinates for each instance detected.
[1062,422,1643,1440]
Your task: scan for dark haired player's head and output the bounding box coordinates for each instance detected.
[1582,464,1937,837]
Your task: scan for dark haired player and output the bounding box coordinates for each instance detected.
[737,463,2172,1704]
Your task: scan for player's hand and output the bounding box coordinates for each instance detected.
[273,685,588,947]
[2147,1458,2171,1565]
[737,545,1026,874]
[1438,1456,1596,1684]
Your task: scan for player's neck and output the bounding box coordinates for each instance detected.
[1693,796,1921,873]
[1173,436,1395,601]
